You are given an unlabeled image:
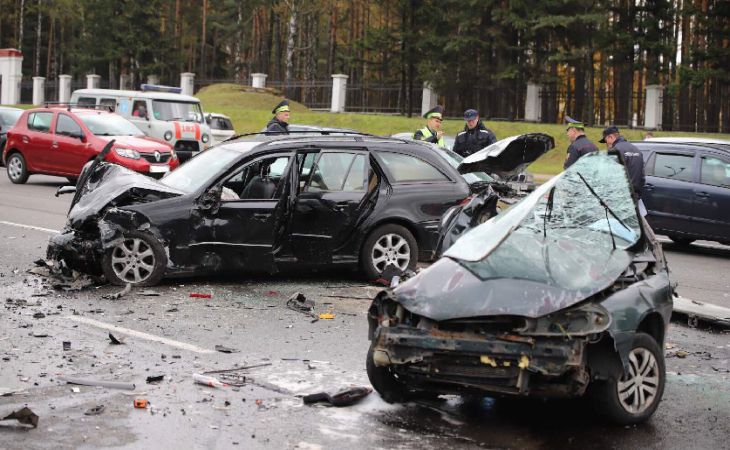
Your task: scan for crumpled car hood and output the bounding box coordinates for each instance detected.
[458,133,554,180]
[68,163,184,228]
[394,152,642,321]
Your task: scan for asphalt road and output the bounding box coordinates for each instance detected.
[1,173,729,449]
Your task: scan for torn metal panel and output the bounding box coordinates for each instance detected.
[458,133,555,180]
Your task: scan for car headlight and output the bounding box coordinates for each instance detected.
[523,303,611,337]
[201,133,209,143]
[164,131,173,141]
[114,148,141,159]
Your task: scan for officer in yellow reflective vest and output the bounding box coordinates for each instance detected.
[414,105,447,149]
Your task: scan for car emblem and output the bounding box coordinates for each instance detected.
[154,151,161,162]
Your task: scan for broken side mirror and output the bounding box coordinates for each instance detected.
[56,185,77,197]
[198,186,222,214]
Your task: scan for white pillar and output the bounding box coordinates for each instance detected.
[180,72,195,96]
[525,83,542,122]
[58,75,72,103]
[330,74,348,113]
[251,73,267,89]
[644,85,663,130]
[32,76,45,105]
[119,74,131,90]
[0,48,23,105]
[86,74,100,89]
[421,82,437,117]
[146,74,159,85]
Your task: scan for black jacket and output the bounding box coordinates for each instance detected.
[452,122,497,157]
[563,134,598,169]
[266,118,289,134]
[612,137,645,199]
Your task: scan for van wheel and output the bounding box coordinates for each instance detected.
[102,231,167,286]
[6,153,29,184]
[589,332,666,425]
[360,224,418,280]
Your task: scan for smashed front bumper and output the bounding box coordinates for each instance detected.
[47,229,105,276]
[371,325,590,398]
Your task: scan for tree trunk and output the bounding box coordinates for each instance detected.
[34,0,41,76]
[200,0,207,78]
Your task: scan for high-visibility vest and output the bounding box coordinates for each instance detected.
[418,127,446,148]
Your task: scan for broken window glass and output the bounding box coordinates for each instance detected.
[445,153,641,292]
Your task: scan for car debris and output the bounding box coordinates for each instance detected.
[302,386,372,407]
[102,283,131,300]
[193,373,227,388]
[108,333,125,345]
[84,405,105,416]
[214,345,239,354]
[62,341,71,351]
[146,375,165,384]
[367,152,673,425]
[318,313,335,320]
[286,292,316,318]
[190,293,212,299]
[60,376,136,391]
[1,407,39,428]
[133,398,148,409]
[139,290,160,296]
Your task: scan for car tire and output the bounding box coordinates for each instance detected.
[669,236,694,246]
[589,332,666,425]
[101,231,167,286]
[366,344,410,403]
[6,152,29,184]
[475,206,497,225]
[360,224,418,280]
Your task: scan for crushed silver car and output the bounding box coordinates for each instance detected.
[367,152,673,425]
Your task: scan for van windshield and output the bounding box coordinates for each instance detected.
[152,100,204,123]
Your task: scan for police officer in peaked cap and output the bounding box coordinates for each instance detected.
[266,100,290,134]
[414,105,447,149]
[563,115,598,169]
[600,125,646,200]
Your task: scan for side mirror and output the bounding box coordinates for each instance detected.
[198,186,222,214]
[72,131,86,142]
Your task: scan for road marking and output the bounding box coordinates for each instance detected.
[65,315,215,354]
[0,220,59,234]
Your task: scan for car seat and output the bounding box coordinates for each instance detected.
[241,164,277,199]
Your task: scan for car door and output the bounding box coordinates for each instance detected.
[642,147,698,235]
[692,152,730,241]
[192,153,293,272]
[25,111,56,172]
[288,150,372,264]
[53,113,92,175]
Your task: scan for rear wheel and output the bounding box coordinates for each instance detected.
[101,231,167,286]
[6,152,28,184]
[360,224,418,280]
[589,332,665,425]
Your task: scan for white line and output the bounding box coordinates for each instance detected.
[0,220,59,234]
[65,315,215,354]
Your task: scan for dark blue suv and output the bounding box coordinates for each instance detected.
[633,139,730,246]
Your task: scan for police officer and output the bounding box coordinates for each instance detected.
[452,109,497,157]
[600,125,645,199]
[266,100,290,133]
[563,116,598,169]
[414,105,447,149]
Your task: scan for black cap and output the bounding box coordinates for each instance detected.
[463,109,478,120]
[599,125,620,143]
[423,105,444,119]
[272,99,290,114]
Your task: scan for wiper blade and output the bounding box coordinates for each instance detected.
[576,172,632,250]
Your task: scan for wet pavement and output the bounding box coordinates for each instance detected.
[1,175,729,449]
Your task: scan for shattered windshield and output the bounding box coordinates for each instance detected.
[445,153,641,291]
[160,144,256,193]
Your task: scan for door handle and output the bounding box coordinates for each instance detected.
[52,141,59,148]
[643,183,653,191]
[22,136,29,143]
[695,191,710,198]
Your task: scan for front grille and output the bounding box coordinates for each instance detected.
[400,352,523,390]
[174,140,200,153]
[438,316,527,334]
[140,152,171,163]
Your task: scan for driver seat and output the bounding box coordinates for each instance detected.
[241,165,277,199]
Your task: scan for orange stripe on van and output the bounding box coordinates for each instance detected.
[173,122,181,140]
[194,123,201,140]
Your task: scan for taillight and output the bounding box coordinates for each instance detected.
[459,195,474,206]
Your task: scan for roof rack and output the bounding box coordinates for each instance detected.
[43,102,114,112]
[221,130,418,145]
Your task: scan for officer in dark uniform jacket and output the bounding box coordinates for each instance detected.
[266,100,290,133]
[452,109,497,157]
[563,116,598,169]
[414,105,447,148]
[600,125,646,199]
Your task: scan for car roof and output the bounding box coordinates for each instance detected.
[644,137,730,145]
[72,88,201,103]
[0,106,23,112]
[633,140,730,153]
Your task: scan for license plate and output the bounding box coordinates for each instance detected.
[149,165,170,173]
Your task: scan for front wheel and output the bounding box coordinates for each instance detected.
[366,345,410,403]
[6,152,29,184]
[360,224,418,280]
[101,231,167,286]
[589,332,666,425]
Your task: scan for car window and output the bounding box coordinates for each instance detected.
[307,152,362,192]
[343,154,368,191]
[77,97,96,107]
[0,109,22,126]
[652,153,694,182]
[55,114,82,136]
[378,152,449,182]
[221,155,290,201]
[27,112,53,132]
[700,156,730,187]
[100,98,116,112]
[132,100,148,118]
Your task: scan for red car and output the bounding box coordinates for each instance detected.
[3,106,179,184]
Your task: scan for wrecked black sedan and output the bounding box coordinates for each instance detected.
[48,134,473,285]
[367,152,673,424]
